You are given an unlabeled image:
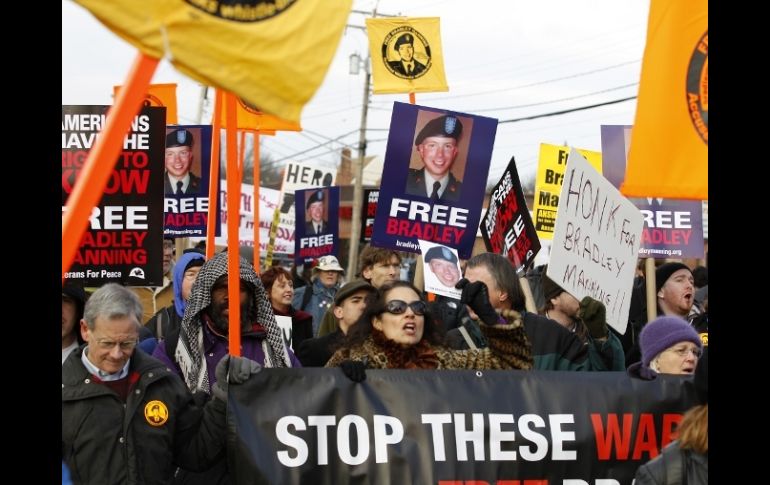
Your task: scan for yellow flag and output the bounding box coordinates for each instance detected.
[219,97,301,132]
[621,0,708,200]
[366,17,448,94]
[113,83,178,124]
[75,0,352,125]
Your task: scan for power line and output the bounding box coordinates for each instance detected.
[473,83,638,113]
[498,96,636,124]
[428,60,639,101]
[272,129,360,162]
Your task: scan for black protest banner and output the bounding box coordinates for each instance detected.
[228,368,696,485]
[360,188,379,243]
[481,156,540,272]
[62,105,165,286]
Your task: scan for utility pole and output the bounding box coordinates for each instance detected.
[346,61,370,278]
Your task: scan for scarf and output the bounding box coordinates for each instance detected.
[175,252,291,393]
[371,328,440,369]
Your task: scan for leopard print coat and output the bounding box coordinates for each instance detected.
[326,316,533,371]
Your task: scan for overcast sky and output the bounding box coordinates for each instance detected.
[62,0,651,186]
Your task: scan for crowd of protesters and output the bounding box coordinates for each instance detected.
[63,239,707,484]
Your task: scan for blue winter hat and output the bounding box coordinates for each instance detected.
[173,251,206,317]
[640,316,702,369]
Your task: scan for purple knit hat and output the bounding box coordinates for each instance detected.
[640,316,702,368]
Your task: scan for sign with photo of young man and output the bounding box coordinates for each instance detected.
[372,102,497,259]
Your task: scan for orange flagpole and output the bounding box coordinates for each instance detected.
[238,129,246,175]
[205,90,223,260]
[62,52,159,280]
[225,93,242,357]
[252,130,261,271]
[409,92,416,104]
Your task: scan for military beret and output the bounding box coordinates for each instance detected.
[415,115,463,145]
[394,33,414,49]
[306,189,325,208]
[166,129,194,148]
[424,245,458,264]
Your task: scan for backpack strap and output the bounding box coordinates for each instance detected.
[164,327,181,362]
[156,308,166,340]
[300,286,314,311]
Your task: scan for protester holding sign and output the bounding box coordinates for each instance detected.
[446,253,620,371]
[151,252,299,483]
[540,268,625,370]
[261,266,314,350]
[325,280,532,374]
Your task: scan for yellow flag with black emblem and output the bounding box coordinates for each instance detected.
[113,83,178,124]
[621,0,708,200]
[366,17,449,94]
[74,0,352,125]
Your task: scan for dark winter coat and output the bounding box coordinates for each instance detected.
[634,441,708,485]
[62,347,226,485]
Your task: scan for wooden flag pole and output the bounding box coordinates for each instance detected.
[645,257,657,321]
[225,93,242,356]
[62,52,159,279]
[205,90,223,260]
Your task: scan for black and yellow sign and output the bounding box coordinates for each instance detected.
[144,400,169,427]
[366,17,448,94]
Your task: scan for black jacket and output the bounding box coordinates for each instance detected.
[634,441,708,485]
[295,329,344,367]
[62,347,226,484]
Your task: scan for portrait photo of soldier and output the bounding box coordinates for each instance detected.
[387,32,427,78]
[405,112,471,202]
[164,128,202,195]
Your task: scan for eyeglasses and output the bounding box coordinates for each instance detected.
[666,346,701,359]
[383,299,427,316]
[94,338,138,351]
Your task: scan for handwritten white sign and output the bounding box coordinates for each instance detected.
[548,148,643,333]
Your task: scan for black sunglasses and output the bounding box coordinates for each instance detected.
[383,299,427,316]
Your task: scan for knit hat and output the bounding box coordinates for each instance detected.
[640,316,702,369]
[541,267,564,301]
[694,346,708,405]
[655,262,691,293]
[334,280,376,306]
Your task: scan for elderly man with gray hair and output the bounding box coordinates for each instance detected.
[62,283,257,484]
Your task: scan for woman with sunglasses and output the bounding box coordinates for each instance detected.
[326,280,532,371]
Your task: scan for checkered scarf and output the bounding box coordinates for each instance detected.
[175,252,291,393]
